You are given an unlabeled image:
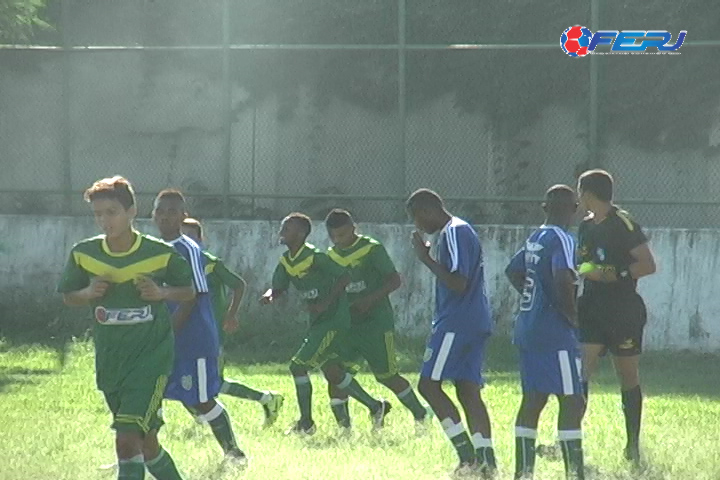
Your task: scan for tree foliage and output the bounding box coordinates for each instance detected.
[0,0,49,43]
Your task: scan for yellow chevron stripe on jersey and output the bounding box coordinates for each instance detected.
[328,243,375,267]
[73,252,172,284]
[205,262,216,274]
[616,210,635,231]
[280,254,314,278]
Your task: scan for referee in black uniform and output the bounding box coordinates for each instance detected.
[575,169,656,464]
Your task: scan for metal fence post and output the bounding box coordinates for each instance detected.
[588,0,601,168]
[60,0,73,213]
[221,0,233,218]
[398,0,407,198]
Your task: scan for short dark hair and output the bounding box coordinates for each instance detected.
[578,169,613,202]
[545,184,575,203]
[84,176,136,210]
[406,188,444,211]
[325,208,354,229]
[183,217,203,239]
[155,188,186,205]
[285,212,312,238]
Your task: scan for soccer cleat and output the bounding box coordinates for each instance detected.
[221,449,249,471]
[414,406,434,437]
[284,419,316,436]
[536,442,561,461]
[624,444,641,464]
[262,392,284,428]
[370,400,392,431]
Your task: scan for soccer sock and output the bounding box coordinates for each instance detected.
[582,382,589,399]
[294,375,313,423]
[337,373,381,411]
[559,430,585,480]
[440,418,475,465]
[220,379,264,402]
[201,402,242,454]
[395,386,427,420]
[330,398,351,428]
[621,386,642,450]
[472,432,497,470]
[118,454,145,480]
[514,427,537,479]
[145,448,183,480]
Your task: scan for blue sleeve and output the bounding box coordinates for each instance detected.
[444,224,479,277]
[176,242,209,293]
[506,247,526,274]
[550,231,576,272]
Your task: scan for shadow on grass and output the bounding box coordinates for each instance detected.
[0,366,58,394]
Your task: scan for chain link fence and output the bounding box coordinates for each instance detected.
[0,0,719,227]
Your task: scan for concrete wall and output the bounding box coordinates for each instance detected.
[1,215,718,352]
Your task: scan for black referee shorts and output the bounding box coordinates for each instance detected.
[578,292,647,356]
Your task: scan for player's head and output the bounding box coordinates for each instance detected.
[152,189,187,239]
[325,208,357,249]
[578,169,613,210]
[542,184,578,226]
[182,217,203,245]
[280,212,311,247]
[406,188,447,234]
[84,176,137,238]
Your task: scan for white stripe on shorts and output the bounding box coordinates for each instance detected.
[197,358,208,403]
[431,332,456,381]
[558,350,574,395]
[575,357,583,383]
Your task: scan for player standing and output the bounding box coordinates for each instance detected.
[406,189,496,475]
[58,176,191,480]
[260,213,391,435]
[505,185,585,480]
[576,170,656,464]
[181,218,284,427]
[324,209,429,431]
[153,190,246,464]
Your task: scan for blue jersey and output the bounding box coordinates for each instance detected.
[433,217,493,334]
[168,234,220,359]
[506,225,579,351]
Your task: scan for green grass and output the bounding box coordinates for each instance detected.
[1,338,719,479]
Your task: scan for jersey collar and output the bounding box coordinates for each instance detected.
[101,230,142,257]
[288,243,308,262]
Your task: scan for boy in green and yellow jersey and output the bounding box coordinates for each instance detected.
[58,176,192,480]
[260,213,391,435]
[325,209,429,431]
[182,218,284,427]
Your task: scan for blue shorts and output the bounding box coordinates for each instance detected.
[165,357,221,406]
[421,330,489,384]
[519,349,583,396]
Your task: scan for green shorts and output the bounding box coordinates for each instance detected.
[292,322,348,369]
[341,322,399,380]
[103,375,167,434]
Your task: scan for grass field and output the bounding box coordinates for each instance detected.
[1,337,719,480]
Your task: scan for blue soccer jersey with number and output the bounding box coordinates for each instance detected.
[506,225,579,351]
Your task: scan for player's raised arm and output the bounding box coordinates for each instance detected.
[261,261,290,305]
[215,259,247,330]
[505,248,527,294]
[306,254,350,314]
[351,244,402,314]
[627,241,656,280]
[62,275,112,306]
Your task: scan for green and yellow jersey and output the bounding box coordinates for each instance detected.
[203,250,245,344]
[328,235,397,329]
[57,232,193,392]
[272,243,351,327]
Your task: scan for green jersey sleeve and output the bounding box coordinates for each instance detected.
[369,243,397,277]
[57,249,90,293]
[162,250,194,287]
[272,262,291,291]
[215,259,245,290]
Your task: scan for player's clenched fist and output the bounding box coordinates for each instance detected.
[84,275,111,300]
[135,275,166,301]
[260,288,274,305]
[411,230,431,261]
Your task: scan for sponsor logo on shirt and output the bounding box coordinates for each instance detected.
[181,375,193,390]
[345,281,367,294]
[94,305,154,325]
[301,289,319,300]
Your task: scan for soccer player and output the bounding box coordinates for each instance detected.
[406,189,496,474]
[575,170,656,464]
[505,185,585,480]
[58,176,191,480]
[181,218,284,427]
[260,213,391,435]
[324,209,429,431]
[153,190,246,464]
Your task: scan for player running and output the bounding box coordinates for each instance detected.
[181,218,284,427]
[576,170,656,464]
[153,190,247,465]
[324,209,429,431]
[407,189,496,475]
[260,213,391,435]
[506,185,586,480]
[58,176,191,480]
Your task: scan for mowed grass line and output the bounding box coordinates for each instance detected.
[0,340,719,480]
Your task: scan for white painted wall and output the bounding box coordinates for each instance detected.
[1,215,717,352]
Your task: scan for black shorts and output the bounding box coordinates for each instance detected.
[578,293,647,356]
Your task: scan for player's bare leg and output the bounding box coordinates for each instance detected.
[557,395,586,480]
[191,399,246,462]
[322,362,391,429]
[580,343,605,398]
[115,432,145,480]
[456,380,496,474]
[142,430,183,480]
[418,377,475,468]
[514,392,549,479]
[288,363,316,435]
[379,374,429,422]
[612,354,642,463]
